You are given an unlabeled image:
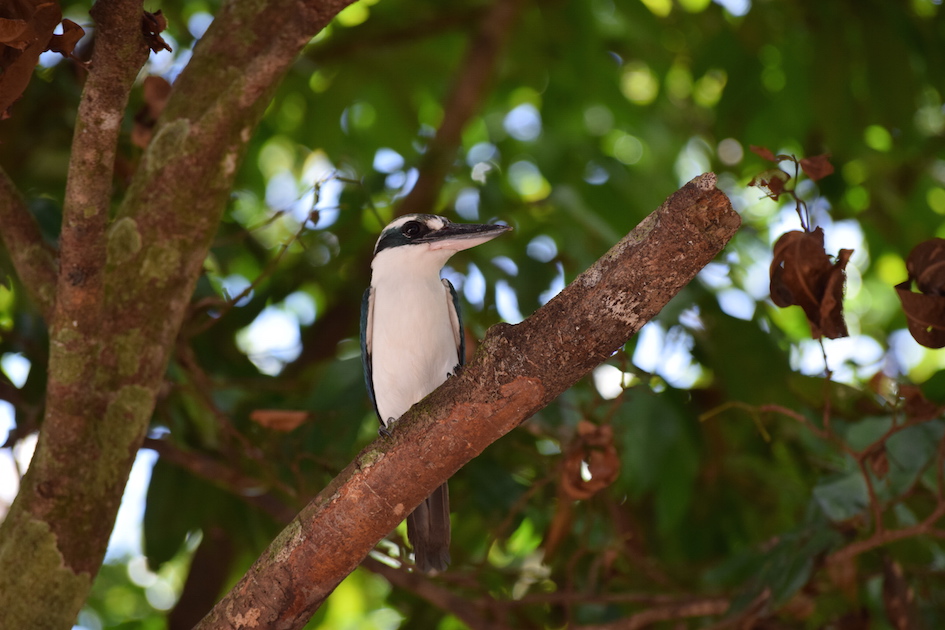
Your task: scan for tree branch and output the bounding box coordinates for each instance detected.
[194,173,740,630]
[307,6,486,64]
[54,0,149,332]
[24,0,151,575]
[396,0,525,216]
[0,166,57,317]
[143,437,299,525]
[362,557,514,630]
[576,597,730,630]
[826,500,945,568]
[0,1,357,628]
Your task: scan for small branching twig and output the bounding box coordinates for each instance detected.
[186,179,335,336]
[748,147,833,233]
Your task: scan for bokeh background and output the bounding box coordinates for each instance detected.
[2,0,945,627]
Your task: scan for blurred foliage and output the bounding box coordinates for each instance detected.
[3,0,945,628]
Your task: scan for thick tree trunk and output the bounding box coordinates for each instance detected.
[0,2,354,629]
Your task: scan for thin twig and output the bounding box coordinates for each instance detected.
[856,455,886,535]
[308,7,486,64]
[396,0,526,217]
[143,437,298,523]
[172,341,297,501]
[827,501,945,566]
[185,208,316,336]
[576,597,730,630]
[819,339,832,432]
[699,400,773,442]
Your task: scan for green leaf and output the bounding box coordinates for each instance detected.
[885,420,945,494]
[723,524,844,614]
[143,458,219,570]
[837,416,892,451]
[812,471,869,523]
[921,371,945,405]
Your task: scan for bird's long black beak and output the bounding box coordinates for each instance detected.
[421,222,512,252]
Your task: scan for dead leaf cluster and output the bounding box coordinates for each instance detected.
[141,10,171,54]
[749,145,834,202]
[0,0,85,118]
[770,228,852,339]
[560,421,621,501]
[751,148,945,350]
[250,409,310,432]
[543,421,621,558]
[749,149,853,340]
[895,238,945,348]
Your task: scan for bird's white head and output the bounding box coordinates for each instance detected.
[372,214,511,273]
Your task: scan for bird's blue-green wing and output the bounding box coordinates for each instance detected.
[442,279,465,367]
[360,287,380,420]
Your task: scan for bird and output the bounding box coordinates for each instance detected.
[360,213,511,572]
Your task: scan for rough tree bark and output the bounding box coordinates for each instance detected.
[194,173,740,630]
[0,1,738,628]
[0,1,355,629]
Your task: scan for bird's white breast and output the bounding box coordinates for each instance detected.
[369,273,459,425]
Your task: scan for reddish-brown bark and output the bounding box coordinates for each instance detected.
[0,2,357,629]
[194,173,740,630]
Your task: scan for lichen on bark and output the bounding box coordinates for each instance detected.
[0,511,91,629]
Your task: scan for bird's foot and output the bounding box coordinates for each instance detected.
[378,423,393,438]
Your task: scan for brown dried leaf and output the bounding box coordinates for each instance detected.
[900,292,945,349]
[0,18,30,47]
[750,144,777,162]
[749,168,790,201]
[544,422,621,558]
[250,409,309,432]
[895,282,945,348]
[46,18,84,57]
[770,228,850,339]
[895,238,945,348]
[799,154,834,181]
[0,1,61,117]
[142,10,172,54]
[899,384,943,421]
[820,248,853,339]
[559,421,620,501]
[906,237,945,295]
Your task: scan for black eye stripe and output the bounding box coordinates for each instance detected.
[402,221,425,237]
[374,215,449,254]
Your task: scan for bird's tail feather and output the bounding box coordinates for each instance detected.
[407,483,450,573]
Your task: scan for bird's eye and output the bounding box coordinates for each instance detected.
[402,221,423,238]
